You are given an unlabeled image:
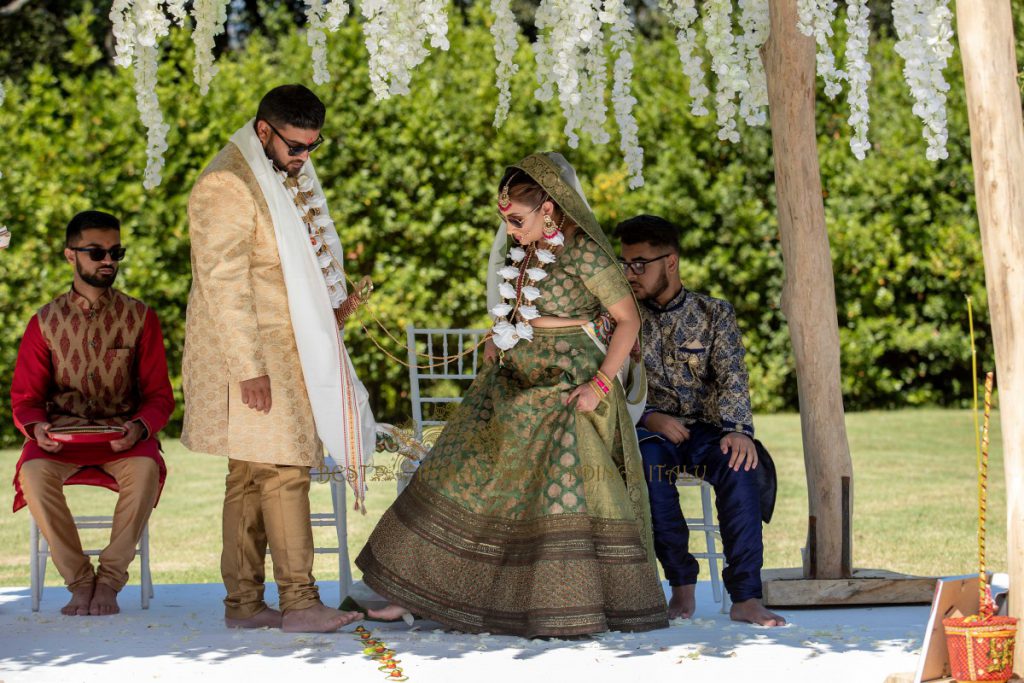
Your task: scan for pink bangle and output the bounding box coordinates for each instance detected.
[592,376,610,395]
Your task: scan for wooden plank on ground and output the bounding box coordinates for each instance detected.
[762,568,936,607]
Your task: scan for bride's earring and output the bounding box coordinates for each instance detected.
[542,215,558,239]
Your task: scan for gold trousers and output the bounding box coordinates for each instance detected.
[19,456,160,593]
[221,459,321,619]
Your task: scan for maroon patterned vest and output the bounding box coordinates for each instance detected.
[36,288,149,426]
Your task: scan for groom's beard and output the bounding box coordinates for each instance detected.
[263,140,304,177]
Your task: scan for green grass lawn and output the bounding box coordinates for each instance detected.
[0,409,1004,590]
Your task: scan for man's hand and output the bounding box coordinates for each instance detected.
[32,423,63,453]
[110,421,144,453]
[644,413,690,445]
[721,432,758,471]
[240,375,272,413]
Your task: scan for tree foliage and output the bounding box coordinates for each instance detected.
[0,5,995,447]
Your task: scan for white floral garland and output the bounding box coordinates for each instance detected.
[892,0,953,161]
[280,169,348,308]
[736,0,769,128]
[797,0,844,99]
[659,0,709,117]
[304,0,351,85]
[362,0,449,99]
[844,0,872,159]
[489,0,520,127]
[109,0,176,190]
[490,231,564,351]
[604,0,644,188]
[703,0,744,143]
[192,0,229,95]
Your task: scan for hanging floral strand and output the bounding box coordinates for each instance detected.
[489,0,520,127]
[303,1,351,85]
[703,0,744,142]
[362,0,449,99]
[797,0,844,99]
[191,0,229,95]
[844,0,872,159]
[659,0,709,117]
[603,0,644,188]
[110,0,179,190]
[892,0,953,161]
[735,0,769,127]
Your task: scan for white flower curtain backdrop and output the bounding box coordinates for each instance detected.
[93,0,956,189]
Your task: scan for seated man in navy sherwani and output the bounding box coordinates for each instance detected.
[614,215,785,627]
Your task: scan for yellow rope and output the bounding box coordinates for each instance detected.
[980,371,994,616]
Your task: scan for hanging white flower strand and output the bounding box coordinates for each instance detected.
[735,0,769,127]
[703,0,744,143]
[362,0,449,99]
[191,0,229,95]
[603,0,644,188]
[659,0,709,117]
[110,0,179,190]
[304,0,350,85]
[892,0,953,161]
[844,0,872,159]
[490,0,520,127]
[796,0,844,99]
[490,230,564,351]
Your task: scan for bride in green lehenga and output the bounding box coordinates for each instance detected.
[356,152,669,637]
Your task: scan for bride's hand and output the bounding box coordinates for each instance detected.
[483,338,499,364]
[566,383,601,412]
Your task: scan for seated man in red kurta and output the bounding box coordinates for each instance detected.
[10,210,174,617]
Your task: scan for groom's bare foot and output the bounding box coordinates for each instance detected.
[61,581,94,616]
[226,607,283,629]
[667,584,696,619]
[282,603,362,633]
[367,603,412,622]
[88,583,120,616]
[730,598,786,626]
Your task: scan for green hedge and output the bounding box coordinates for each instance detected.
[0,8,991,447]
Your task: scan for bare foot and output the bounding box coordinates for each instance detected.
[667,585,696,620]
[730,598,786,626]
[225,607,283,629]
[367,603,412,622]
[88,583,120,616]
[61,582,94,616]
[281,603,362,633]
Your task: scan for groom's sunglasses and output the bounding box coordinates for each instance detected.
[266,121,324,157]
[69,246,127,262]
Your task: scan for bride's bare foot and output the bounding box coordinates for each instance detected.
[730,598,786,626]
[367,603,412,622]
[281,603,362,633]
[225,607,284,629]
[61,581,94,616]
[88,583,120,616]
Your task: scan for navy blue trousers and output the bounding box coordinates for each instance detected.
[637,421,764,602]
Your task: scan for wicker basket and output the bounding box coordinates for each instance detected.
[942,615,1018,683]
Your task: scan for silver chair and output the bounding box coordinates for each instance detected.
[30,514,153,612]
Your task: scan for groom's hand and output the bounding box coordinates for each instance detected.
[240,375,272,414]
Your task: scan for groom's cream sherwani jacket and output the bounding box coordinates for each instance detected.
[182,142,322,467]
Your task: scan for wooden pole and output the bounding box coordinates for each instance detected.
[954,0,1024,670]
[762,0,854,579]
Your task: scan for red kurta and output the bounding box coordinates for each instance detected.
[10,288,174,512]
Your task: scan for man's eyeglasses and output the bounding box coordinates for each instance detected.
[69,246,127,262]
[266,121,324,156]
[497,200,545,230]
[618,253,671,275]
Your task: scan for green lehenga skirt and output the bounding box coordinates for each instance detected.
[356,326,669,637]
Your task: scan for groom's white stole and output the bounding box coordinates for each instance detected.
[231,120,376,509]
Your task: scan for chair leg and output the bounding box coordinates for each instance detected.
[30,516,42,612]
[331,478,353,605]
[140,522,151,609]
[700,483,724,604]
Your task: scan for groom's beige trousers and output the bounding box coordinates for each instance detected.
[221,459,320,618]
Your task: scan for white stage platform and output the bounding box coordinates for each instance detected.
[0,581,929,682]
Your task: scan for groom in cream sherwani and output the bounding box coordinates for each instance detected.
[183,85,375,633]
